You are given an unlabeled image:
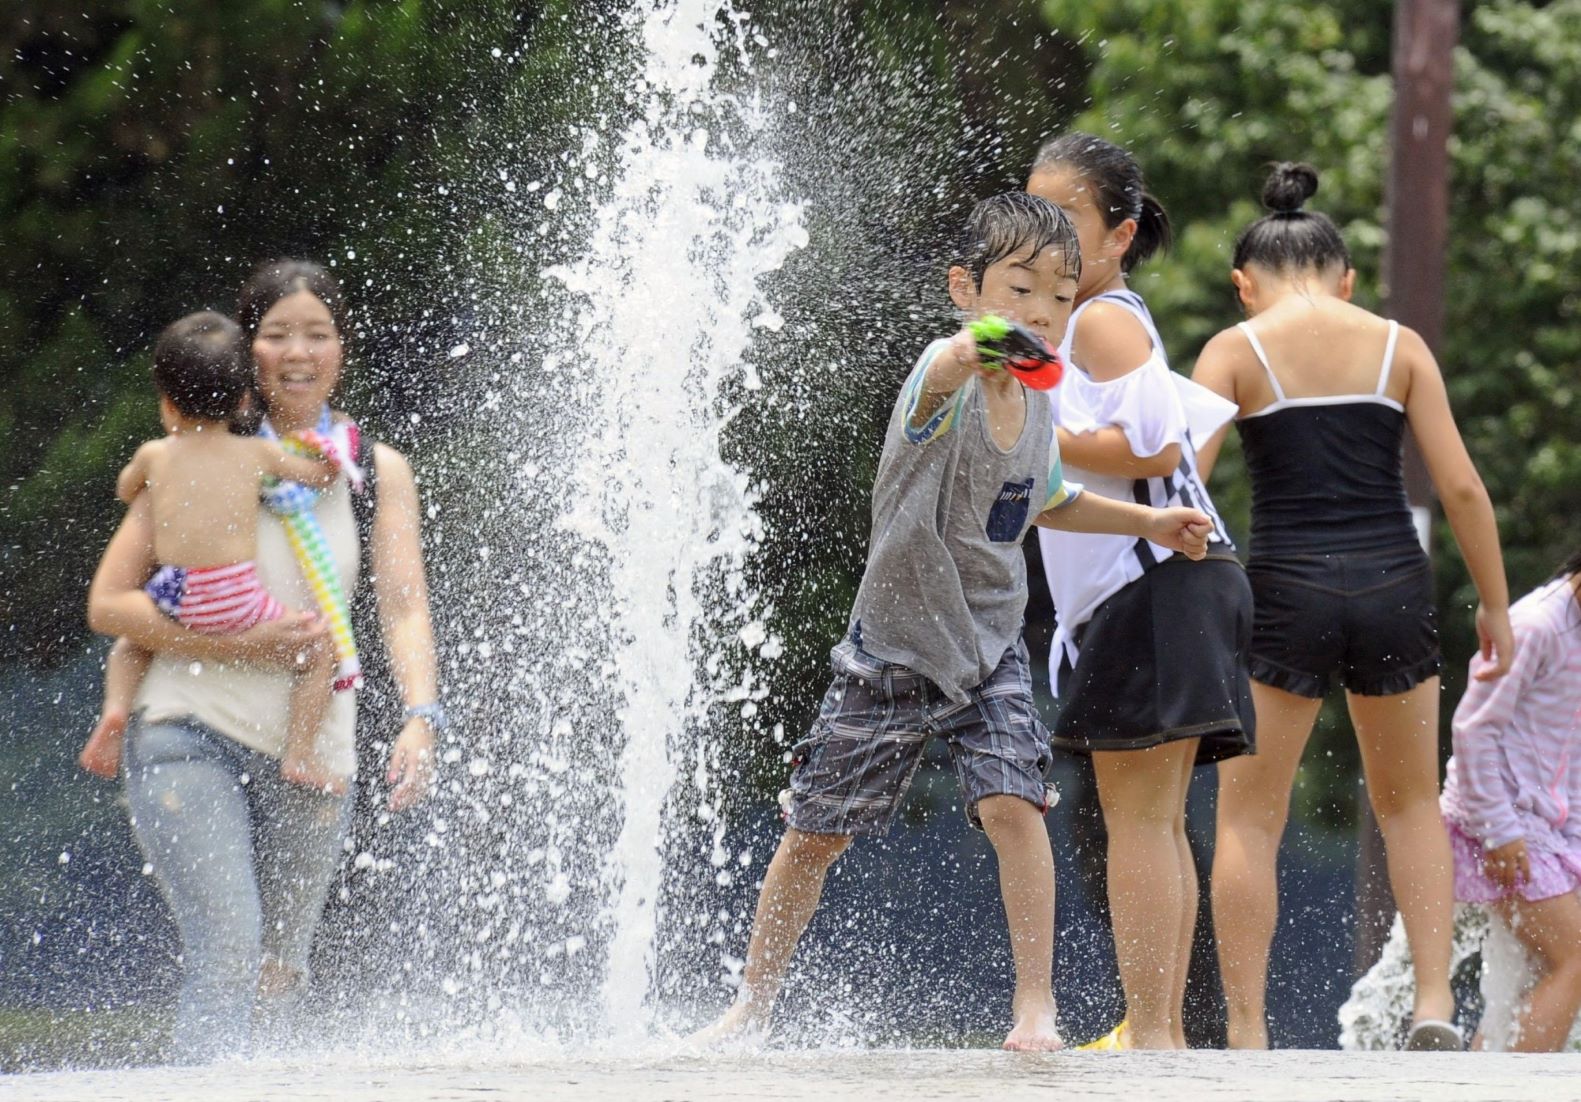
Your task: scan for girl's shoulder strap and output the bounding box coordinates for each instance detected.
[1236,321,1286,403]
[1091,289,1148,315]
[1375,319,1402,396]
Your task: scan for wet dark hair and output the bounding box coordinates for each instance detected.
[1231,163,1352,273]
[1032,132,1172,273]
[237,258,349,338]
[150,311,250,421]
[958,190,1081,289]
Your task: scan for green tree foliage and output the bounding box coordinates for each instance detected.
[1450,2,1581,587]
[0,0,597,661]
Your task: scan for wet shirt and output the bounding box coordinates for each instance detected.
[848,340,1082,702]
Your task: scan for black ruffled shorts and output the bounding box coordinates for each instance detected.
[1247,544,1440,699]
[1053,554,1255,766]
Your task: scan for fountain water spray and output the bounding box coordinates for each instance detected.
[445,0,808,1038]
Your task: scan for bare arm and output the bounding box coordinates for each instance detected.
[1034,492,1212,560]
[1400,328,1513,676]
[261,440,338,489]
[370,444,440,810]
[1057,301,1181,477]
[1193,425,1232,485]
[1189,329,1247,483]
[115,443,156,504]
[906,330,987,432]
[87,493,326,666]
[1056,426,1182,479]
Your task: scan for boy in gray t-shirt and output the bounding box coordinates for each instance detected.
[694,193,1213,1051]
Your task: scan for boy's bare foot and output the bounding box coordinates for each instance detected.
[686,1000,771,1050]
[280,752,349,796]
[1003,999,1063,1052]
[79,712,128,779]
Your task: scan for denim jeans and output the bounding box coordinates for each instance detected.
[123,714,351,1062]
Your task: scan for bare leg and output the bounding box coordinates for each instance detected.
[1497,891,1581,1052]
[279,634,344,795]
[1212,683,1322,1049]
[81,637,150,778]
[690,828,851,1043]
[1170,747,1198,1049]
[1348,680,1454,1027]
[1092,739,1199,1050]
[976,795,1062,1051]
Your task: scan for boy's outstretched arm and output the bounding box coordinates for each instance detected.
[1035,494,1212,560]
[905,330,983,436]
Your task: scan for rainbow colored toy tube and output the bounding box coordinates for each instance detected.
[262,429,362,693]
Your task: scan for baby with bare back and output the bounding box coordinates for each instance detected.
[79,311,346,791]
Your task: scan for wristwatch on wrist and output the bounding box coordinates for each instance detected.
[404,702,449,732]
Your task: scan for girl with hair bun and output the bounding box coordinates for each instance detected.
[1029,134,1254,1051]
[1193,163,1514,1051]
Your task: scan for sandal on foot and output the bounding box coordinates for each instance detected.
[1076,1020,1132,1052]
[1405,1019,1463,1051]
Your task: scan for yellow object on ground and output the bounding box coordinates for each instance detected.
[1077,1020,1132,1052]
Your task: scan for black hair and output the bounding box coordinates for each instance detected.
[150,311,250,421]
[237,258,349,338]
[958,190,1081,289]
[1231,162,1353,273]
[1032,132,1172,273]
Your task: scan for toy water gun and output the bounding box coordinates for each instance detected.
[262,429,362,693]
[969,315,1064,391]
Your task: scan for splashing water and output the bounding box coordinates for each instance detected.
[1340,906,1581,1052]
[424,0,805,1041]
[556,3,804,1037]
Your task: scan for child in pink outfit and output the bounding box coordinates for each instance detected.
[1440,553,1581,1050]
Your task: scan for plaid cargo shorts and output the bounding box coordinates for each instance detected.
[781,635,1055,835]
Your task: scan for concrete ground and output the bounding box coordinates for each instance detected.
[7,1049,1580,1102]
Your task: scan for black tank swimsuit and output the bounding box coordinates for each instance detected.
[1235,319,1440,698]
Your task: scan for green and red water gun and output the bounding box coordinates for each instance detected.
[969,315,1064,391]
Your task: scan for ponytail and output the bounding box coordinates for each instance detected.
[1126,192,1173,273]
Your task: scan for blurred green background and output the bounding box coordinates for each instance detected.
[2,0,1579,1064]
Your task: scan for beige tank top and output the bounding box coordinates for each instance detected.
[136,475,360,776]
